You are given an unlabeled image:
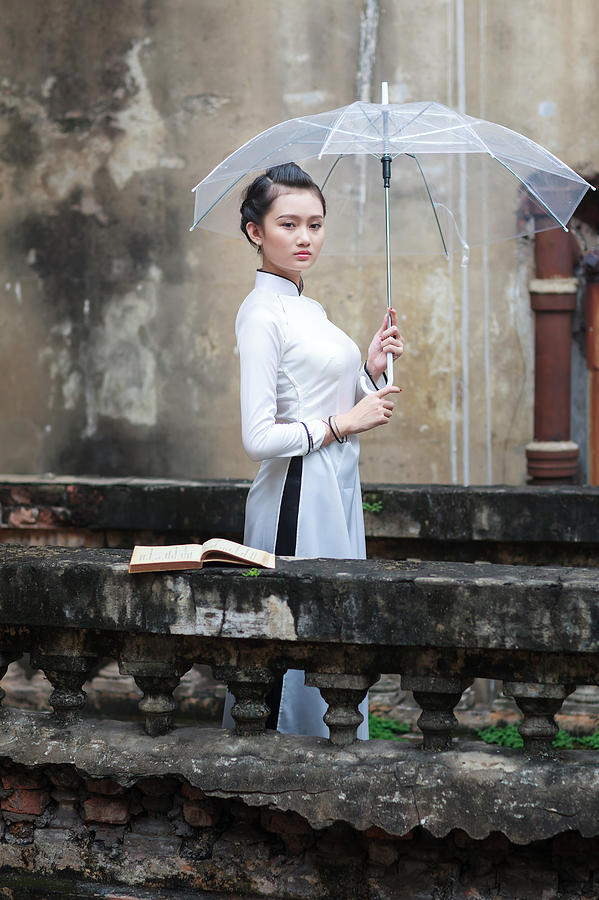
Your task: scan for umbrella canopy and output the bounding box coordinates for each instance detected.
[190,99,592,258]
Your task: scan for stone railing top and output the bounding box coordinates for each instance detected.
[2,475,599,544]
[1,545,599,656]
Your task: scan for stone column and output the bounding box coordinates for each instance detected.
[526,225,580,483]
[584,249,599,484]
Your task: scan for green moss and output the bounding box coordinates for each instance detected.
[477,723,599,750]
[370,717,599,750]
[369,714,411,741]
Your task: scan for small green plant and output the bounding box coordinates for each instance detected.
[477,723,599,750]
[369,714,411,741]
[362,497,383,513]
[241,567,261,577]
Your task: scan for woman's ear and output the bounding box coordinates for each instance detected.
[245,221,262,248]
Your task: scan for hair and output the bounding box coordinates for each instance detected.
[240,163,326,247]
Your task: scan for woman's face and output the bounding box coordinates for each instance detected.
[246,188,325,286]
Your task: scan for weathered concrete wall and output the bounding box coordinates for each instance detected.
[3,746,599,900]
[2,720,599,898]
[1,0,598,483]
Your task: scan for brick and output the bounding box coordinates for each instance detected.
[1,789,50,816]
[261,809,312,835]
[84,778,126,796]
[83,795,130,825]
[8,507,38,526]
[2,772,47,791]
[182,800,217,828]
[181,783,208,800]
[38,507,70,526]
[10,487,31,504]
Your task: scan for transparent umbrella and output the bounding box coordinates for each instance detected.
[190,88,593,381]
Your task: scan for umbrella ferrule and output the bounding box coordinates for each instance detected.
[381,154,392,188]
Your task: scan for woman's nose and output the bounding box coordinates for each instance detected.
[297,227,310,245]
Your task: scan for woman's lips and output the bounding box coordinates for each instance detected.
[295,252,311,259]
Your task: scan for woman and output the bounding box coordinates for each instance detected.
[224,163,403,738]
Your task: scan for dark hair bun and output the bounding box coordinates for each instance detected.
[240,163,326,246]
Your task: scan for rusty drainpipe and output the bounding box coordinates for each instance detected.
[583,249,599,484]
[525,224,581,483]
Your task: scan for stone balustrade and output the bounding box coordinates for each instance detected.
[2,544,599,896]
[1,545,598,756]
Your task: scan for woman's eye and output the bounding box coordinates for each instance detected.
[281,221,294,228]
[310,223,322,230]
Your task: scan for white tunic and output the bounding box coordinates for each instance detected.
[224,270,383,738]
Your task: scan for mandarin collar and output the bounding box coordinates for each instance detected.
[255,269,303,296]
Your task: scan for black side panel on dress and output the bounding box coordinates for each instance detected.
[274,456,303,555]
[268,455,303,729]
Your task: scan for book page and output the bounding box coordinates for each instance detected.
[129,544,204,568]
[202,539,276,568]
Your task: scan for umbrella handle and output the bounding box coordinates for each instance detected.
[386,310,394,386]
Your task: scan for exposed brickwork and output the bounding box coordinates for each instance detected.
[182,797,217,828]
[0,761,597,897]
[82,795,130,825]
[1,788,50,817]
[84,777,127,796]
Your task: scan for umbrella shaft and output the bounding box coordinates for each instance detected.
[384,184,392,315]
[384,179,394,384]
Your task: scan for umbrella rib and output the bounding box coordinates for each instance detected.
[190,170,250,231]
[320,155,344,192]
[395,120,482,148]
[407,154,449,257]
[359,103,387,141]
[385,101,435,141]
[492,156,569,229]
[317,103,360,160]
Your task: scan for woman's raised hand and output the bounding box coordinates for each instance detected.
[366,308,404,382]
[335,385,402,438]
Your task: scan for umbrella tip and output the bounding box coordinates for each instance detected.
[381,82,389,105]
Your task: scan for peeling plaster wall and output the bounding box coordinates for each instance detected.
[0,0,597,483]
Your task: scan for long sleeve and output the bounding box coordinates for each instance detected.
[236,296,326,462]
[355,362,386,402]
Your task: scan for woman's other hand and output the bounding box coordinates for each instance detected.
[335,385,402,438]
[366,308,404,382]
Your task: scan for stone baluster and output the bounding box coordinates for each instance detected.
[305,672,376,747]
[119,634,191,736]
[503,682,575,757]
[133,673,184,737]
[119,645,191,737]
[402,675,472,751]
[214,665,276,736]
[32,649,98,725]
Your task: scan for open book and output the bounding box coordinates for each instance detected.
[128,539,276,574]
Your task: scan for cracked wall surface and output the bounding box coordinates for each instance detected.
[1,0,598,482]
